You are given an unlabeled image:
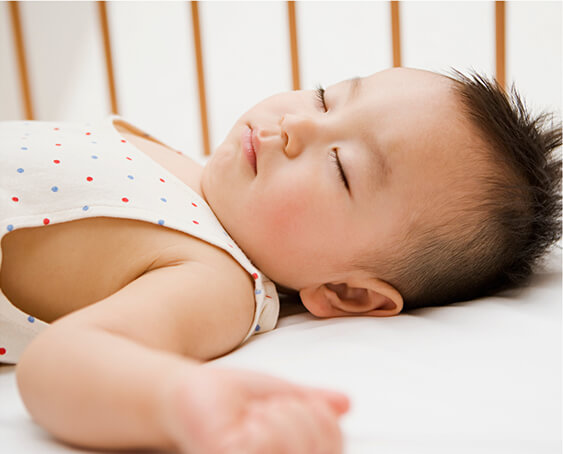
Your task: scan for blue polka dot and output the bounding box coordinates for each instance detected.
[158,219,165,225]
[91,155,98,159]
[160,197,167,203]
[91,141,97,144]
[255,324,261,332]
[51,186,58,192]
[27,316,35,323]
[21,146,28,151]
[17,168,24,173]
[82,205,89,211]
[255,289,262,295]
[127,175,134,180]
[7,224,14,232]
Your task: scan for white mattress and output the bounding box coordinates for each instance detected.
[1,247,561,454]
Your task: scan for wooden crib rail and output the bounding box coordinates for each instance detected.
[190,1,211,156]
[495,1,506,89]
[98,1,118,116]
[287,1,301,91]
[390,1,402,68]
[8,2,33,120]
[8,1,508,156]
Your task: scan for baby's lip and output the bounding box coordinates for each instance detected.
[250,127,261,157]
[242,125,257,174]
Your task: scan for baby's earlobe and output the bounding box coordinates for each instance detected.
[298,285,338,318]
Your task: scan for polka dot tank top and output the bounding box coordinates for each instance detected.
[0,115,279,364]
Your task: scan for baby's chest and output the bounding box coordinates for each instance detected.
[0,216,213,322]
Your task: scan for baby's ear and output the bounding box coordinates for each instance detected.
[299,278,403,318]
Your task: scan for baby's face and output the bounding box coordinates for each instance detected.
[202,67,481,293]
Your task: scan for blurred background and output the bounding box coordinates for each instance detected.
[0,1,561,163]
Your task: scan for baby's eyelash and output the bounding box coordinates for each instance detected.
[314,84,328,112]
[329,148,349,190]
[315,86,346,190]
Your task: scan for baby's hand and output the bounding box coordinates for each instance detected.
[159,365,350,454]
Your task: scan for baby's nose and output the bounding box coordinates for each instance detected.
[281,114,319,158]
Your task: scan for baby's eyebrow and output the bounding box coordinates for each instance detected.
[361,127,390,193]
[344,76,362,106]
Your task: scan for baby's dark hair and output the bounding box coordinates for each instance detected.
[357,68,562,311]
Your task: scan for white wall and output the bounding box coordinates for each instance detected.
[0,1,561,161]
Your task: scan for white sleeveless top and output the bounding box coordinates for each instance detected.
[0,115,279,364]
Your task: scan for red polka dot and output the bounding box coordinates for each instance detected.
[53,127,59,131]
[43,218,50,225]
[252,273,258,280]
[192,202,198,207]
[86,176,93,182]
[126,157,132,161]
[121,139,127,143]
[0,348,6,355]
[122,197,129,203]
[266,295,272,299]
[85,132,91,135]
[160,178,165,183]
[192,220,199,225]
[53,159,60,164]
[228,244,233,248]
[12,196,19,202]
[55,143,61,147]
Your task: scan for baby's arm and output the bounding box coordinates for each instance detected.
[16,261,349,453]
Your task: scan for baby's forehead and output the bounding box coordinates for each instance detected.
[332,67,448,89]
[327,68,460,124]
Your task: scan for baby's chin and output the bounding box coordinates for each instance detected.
[199,163,213,206]
[200,144,230,199]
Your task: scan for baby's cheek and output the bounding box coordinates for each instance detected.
[255,186,313,245]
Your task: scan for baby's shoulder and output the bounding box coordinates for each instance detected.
[19,217,257,359]
[85,222,257,359]
[145,221,253,286]
[1,216,253,324]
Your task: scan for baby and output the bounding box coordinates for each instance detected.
[1,67,561,453]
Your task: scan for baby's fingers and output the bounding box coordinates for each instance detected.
[299,386,351,416]
[239,397,343,454]
[306,397,345,453]
[240,369,350,417]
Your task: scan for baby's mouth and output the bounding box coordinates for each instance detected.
[242,125,257,174]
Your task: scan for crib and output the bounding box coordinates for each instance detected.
[0,2,561,453]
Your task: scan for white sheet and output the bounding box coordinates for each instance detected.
[1,247,561,454]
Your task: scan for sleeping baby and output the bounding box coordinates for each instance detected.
[0,67,561,453]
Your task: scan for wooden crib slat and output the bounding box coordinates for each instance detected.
[9,2,34,120]
[98,1,119,114]
[390,1,402,67]
[495,1,506,89]
[190,1,211,156]
[287,1,300,90]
